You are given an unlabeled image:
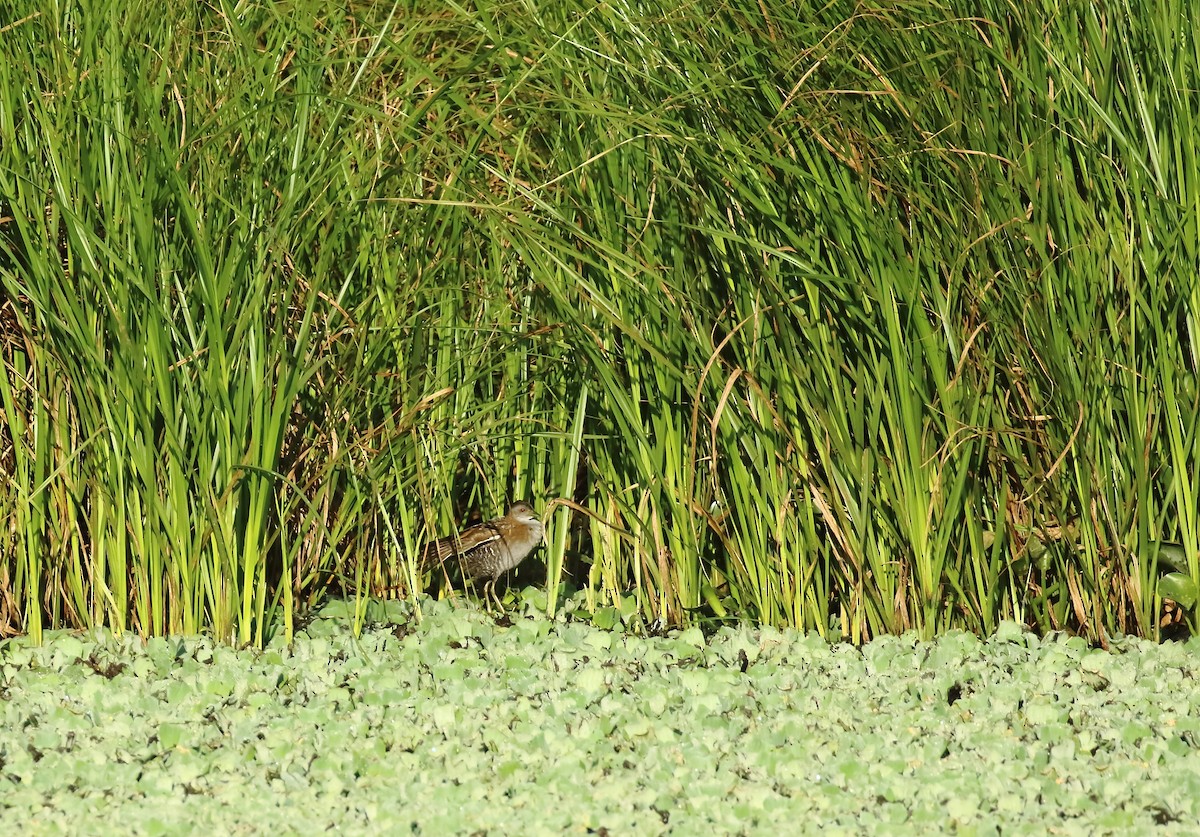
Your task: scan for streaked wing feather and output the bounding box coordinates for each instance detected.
[423,521,502,566]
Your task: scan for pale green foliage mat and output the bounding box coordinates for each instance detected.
[2,599,1198,835]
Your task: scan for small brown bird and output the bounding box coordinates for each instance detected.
[424,502,544,611]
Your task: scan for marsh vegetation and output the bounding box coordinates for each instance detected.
[1,0,1197,645]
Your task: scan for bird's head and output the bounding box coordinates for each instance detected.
[507,501,539,524]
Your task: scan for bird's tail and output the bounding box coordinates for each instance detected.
[420,536,459,569]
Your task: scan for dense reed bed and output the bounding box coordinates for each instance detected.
[1,0,1196,645]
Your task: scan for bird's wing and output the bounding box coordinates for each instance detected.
[423,521,502,565]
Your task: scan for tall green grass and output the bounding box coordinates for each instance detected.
[1,0,1196,644]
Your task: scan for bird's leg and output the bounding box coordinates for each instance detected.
[495,578,508,614]
[486,577,506,614]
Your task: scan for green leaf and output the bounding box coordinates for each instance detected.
[1157,573,1198,608]
[157,723,185,750]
